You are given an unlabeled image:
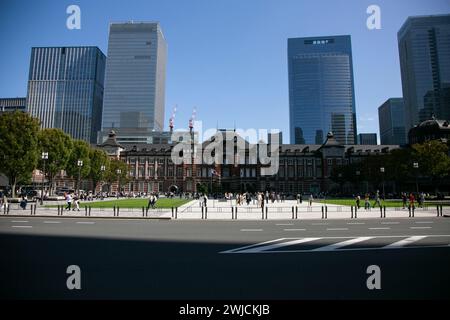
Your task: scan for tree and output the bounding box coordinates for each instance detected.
[37,128,73,195]
[104,159,128,193]
[0,111,40,197]
[65,140,92,192]
[412,140,450,192]
[89,148,110,193]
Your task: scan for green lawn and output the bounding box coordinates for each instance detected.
[47,198,191,209]
[315,199,447,208]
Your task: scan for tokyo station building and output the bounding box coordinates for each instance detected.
[96,129,400,195]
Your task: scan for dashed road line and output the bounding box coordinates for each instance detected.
[347,222,365,225]
[276,223,294,226]
[76,221,96,225]
[311,223,329,226]
[410,226,432,229]
[385,236,427,249]
[284,228,306,231]
[240,229,263,232]
[369,227,391,230]
[312,237,373,252]
[326,228,349,231]
[44,221,62,224]
[11,225,32,228]
[415,221,433,224]
[11,220,28,223]
[381,222,399,225]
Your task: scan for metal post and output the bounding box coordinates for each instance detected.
[175,207,178,219]
[265,206,268,220]
[355,206,357,219]
[380,206,383,218]
[440,205,443,217]
[325,206,327,219]
[408,205,411,218]
[292,206,294,219]
[295,206,298,219]
[172,207,174,218]
[201,206,204,219]
[113,205,116,217]
[321,206,324,219]
[412,205,415,217]
[351,206,353,219]
[231,207,234,220]
[89,206,91,217]
[383,206,386,218]
[262,207,264,219]
[205,206,208,219]
[30,204,33,215]
[117,206,119,217]
[34,204,37,215]
[437,205,440,217]
[142,207,145,217]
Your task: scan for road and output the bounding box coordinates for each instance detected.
[1,216,450,299]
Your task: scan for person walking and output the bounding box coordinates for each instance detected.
[355,195,361,209]
[20,196,27,210]
[65,193,72,211]
[373,190,381,208]
[364,193,370,210]
[74,197,80,211]
[309,194,313,207]
[402,192,407,209]
[419,192,425,208]
[203,194,208,207]
[409,193,415,210]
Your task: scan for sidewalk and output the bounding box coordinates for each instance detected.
[1,199,446,220]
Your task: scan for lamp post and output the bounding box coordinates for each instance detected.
[41,152,48,205]
[116,169,122,199]
[77,160,83,196]
[380,167,385,197]
[355,170,360,195]
[100,165,106,196]
[413,162,419,193]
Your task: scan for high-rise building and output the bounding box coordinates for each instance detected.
[0,97,26,114]
[26,47,106,143]
[357,133,377,145]
[378,98,407,145]
[100,22,167,144]
[398,14,450,131]
[288,35,357,145]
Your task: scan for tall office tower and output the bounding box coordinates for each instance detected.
[0,97,26,114]
[378,98,407,145]
[288,35,357,145]
[26,47,106,143]
[100,22,167,144]
[398,14,450,131]
[357,133,377,145]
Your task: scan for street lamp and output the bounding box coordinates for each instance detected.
[413,162,419,193]
[77,160,83,196]
[100,165,106,196]
[355,170,360,194]
[116,169,122,199]
[41,152,48,205]
[380,167,385,197]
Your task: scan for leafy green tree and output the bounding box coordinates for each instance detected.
[0,111,40,197]
[37,128,73,195]
[65,140,92,192]
[412,141,450,191]
[89,148,110,193]
[105,158,129,193]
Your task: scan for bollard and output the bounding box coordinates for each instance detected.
[142,207,145,217]
[265,206,268,220]
[117,206,120,217]
[325,206,328,219]
[30,204,33,215]
[355,206,358,219]
[351,206,354,219]
[440,205,443,217]
[201,206,204,219]
[175,207,178,219]
[88,206,91,217]
[262,207,264,220]
[321,206,324,219]
[295,206,298,219]
[172,207,174,218]
[85,206,88,216]
[205,206,208,219]
[292,206,295,219]
[437,205,440,217]
[231,207,234,220]
[113,206,116,217]
[383,206,386,218]
[408,205,411,218]
[380,206,383,218]
[412,205,415,217]
[34,204,37,215]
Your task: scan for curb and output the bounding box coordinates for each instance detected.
[0,214,172,220]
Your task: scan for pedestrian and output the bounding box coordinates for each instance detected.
[373,190,381,208]
[364,193,370,210]
[65,193,72,211]
[309,194,313,207]
[409,193,415,210]
[20,196,27,210]
[74,197,80,211]
[299,193,303,204]
[356,195,360,209]
[420,192,425,208]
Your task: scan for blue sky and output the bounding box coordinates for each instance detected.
[1,0,449,142]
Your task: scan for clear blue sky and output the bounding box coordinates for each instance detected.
[1,0,449,143]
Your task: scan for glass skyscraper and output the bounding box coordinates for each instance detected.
[398,14,450,131]
[288,35,357,145]
[26,47,106,143]
[100,22,167,143]
[378,98,407,145]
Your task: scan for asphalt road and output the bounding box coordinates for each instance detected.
[1,216,450,299]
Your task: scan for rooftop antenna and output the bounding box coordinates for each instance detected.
[169,105,177,133]
[189,107,197,133]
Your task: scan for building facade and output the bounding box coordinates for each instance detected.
[408,118,450,145]
[100,22,167,143]
[357,133,377,145]
[378,98,407,145]
[100,131,399,195]
[0,97,26,114]
[398,14,450,131]
[288,35,357,145]
[26,46,106,143]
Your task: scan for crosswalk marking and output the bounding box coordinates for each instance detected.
[221,235,450,254]
[384,236,427,249]
[312,237,372,252]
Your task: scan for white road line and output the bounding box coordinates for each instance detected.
[220,238,285,254]
[385,236,427,249]
[44,221,61,224]
[326,228,349,231]
[240,229,263,232]
[238,237,321,253]
[369,227,391,230]
[284,229,306,231]
[381,222,399,225]
[347,222,365,225]
[312,237,373,252]
[276,223,294,226]
[76,221,95,225]
[410,226,432,229]
[11,220,28,223]
[311,223,329,225]
[415,221,433,224]
[11,225,32,228]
